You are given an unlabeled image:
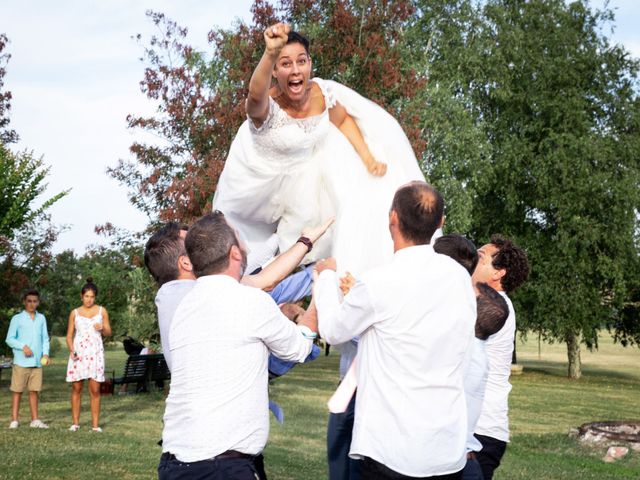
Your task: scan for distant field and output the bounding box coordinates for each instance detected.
[0,334,638,479]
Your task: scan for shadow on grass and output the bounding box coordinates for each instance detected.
[519,360,640,385]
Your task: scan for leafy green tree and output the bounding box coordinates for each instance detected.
[119,267,160,346]
[0,33,18,144]
[450,0,640,378]
[0,145,68,245]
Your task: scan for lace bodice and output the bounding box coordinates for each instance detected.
[248,78,337,165]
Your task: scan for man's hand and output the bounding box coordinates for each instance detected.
[264,23,291,56]
[364,154,387,177]
[22,345,33,357]
[301,217,335,243]
[339,272,356,296]
[315,257,337,277]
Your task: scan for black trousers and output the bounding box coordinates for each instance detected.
[361,457,462,480]
[158,452,263,480]
[473,434,507,480]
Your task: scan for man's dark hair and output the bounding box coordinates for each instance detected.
[287,31,310,55]
[81,277,98,297]
[144,222,189,287]
[489,234,530,293]
[391,181,444,245]
[434,234,478,275]
[22,289,40,300]
[475,282,509,340]
[185,211,238,277]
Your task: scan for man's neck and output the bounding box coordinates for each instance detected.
[393,237,421,253]
[176,272,196,281]
[25,310,36,319]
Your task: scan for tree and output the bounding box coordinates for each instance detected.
[0,33,18,144]
[449,0,640,378]
[0,145,68,245]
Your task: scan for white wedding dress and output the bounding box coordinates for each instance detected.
[213,78,425,276]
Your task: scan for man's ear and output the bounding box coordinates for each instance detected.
[229,245,243,262]
[438,214,445,229]
[389,209,399,228]
[178,254,193,273]
[494,268,506,283]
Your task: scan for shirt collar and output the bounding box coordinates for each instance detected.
[393,244,433,262]
[161,279,196,288]
[196,274,239,285]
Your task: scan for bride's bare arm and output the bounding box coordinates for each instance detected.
[329,102,387,176]
[246,23,291,126]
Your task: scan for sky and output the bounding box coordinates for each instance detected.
[1,0,639,254]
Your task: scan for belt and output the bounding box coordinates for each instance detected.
[164,450,254,462]
[467,452,477,460]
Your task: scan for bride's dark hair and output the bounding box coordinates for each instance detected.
[287,31,310,55]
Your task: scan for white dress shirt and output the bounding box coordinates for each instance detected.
[464,338,488,452]
[161,274,313,462]
[316,245,476,477]
[155,279,196,371]
[474,292,515,442]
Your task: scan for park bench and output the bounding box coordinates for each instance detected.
[111,353,170,395]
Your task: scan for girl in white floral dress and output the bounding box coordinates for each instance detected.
[66,277,111,432]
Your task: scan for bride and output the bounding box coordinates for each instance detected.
[213,23,425,275]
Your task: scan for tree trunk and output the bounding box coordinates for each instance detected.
[566,331,582,379]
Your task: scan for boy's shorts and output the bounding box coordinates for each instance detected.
[10,365,43,393]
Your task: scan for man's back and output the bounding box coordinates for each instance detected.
[355,246,475,475]
[162,274,311,462]
[319,245,476,477]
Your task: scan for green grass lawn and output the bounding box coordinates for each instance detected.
[0,335,638,479]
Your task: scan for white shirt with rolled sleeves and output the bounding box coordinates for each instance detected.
[315,245,477,478]
[161,274,313,462]
[474,292,515,443]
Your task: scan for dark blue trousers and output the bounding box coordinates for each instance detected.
[158,452,261,480]
[327,393,362,480]
[461,456,484,480]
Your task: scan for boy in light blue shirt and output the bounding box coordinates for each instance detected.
[5,289,50,429]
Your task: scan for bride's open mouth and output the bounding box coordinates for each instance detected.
[288,79,304,95]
